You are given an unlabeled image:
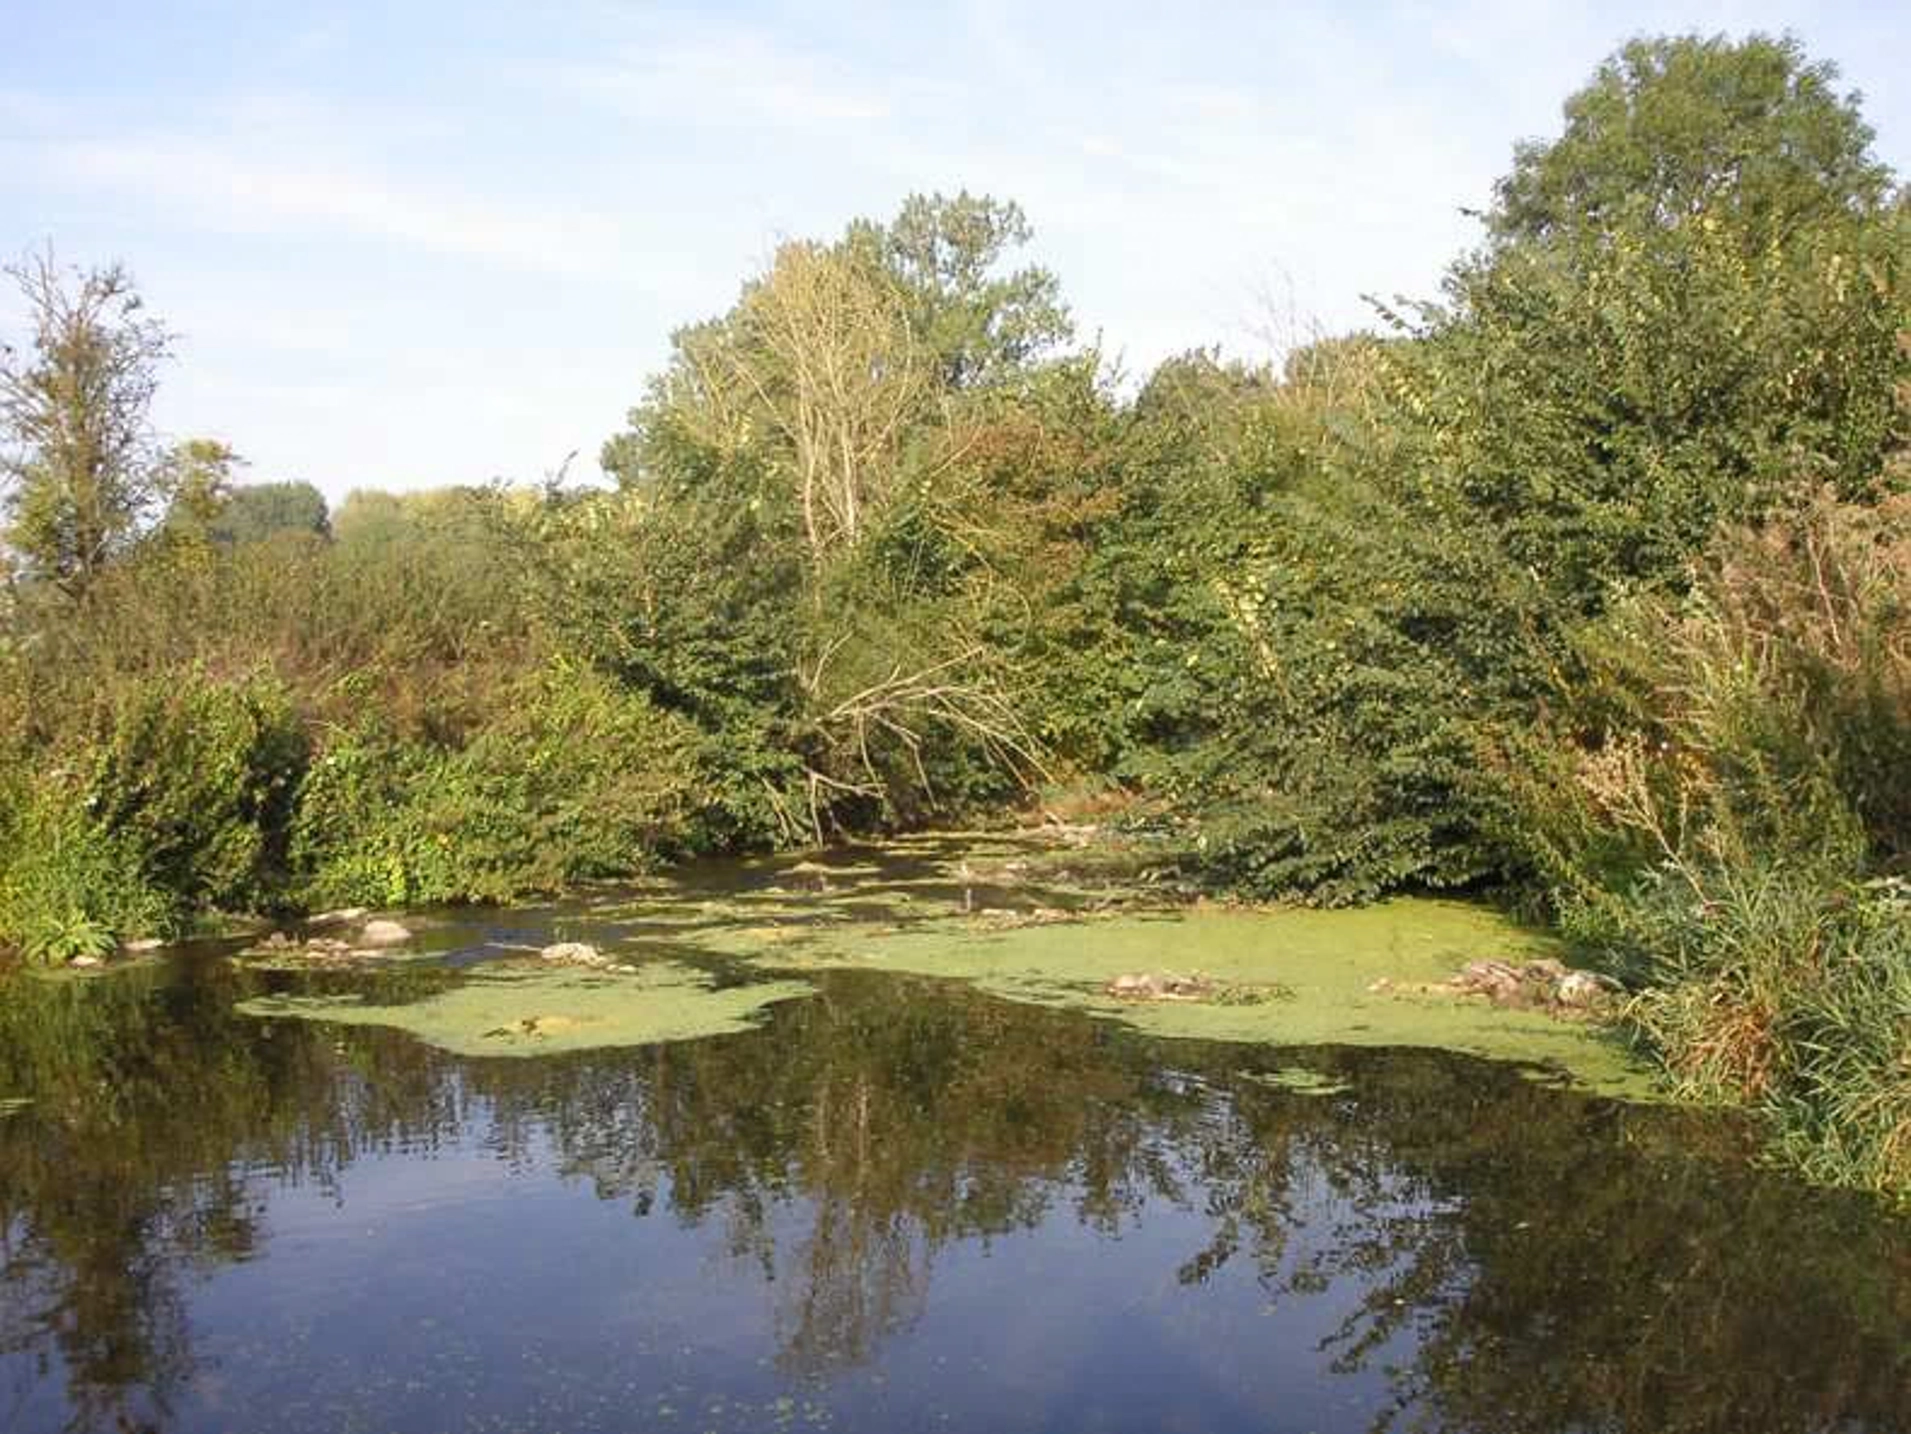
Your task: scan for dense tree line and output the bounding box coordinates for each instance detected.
[1,34,1905,1196]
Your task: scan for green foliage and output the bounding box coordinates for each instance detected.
[1389,199,1903,612]
[1512,494,1911,1194]
[1392,34,1904,622]
[1514,492,1910,898]
[0,778,171,962]
[0,669,305,958]
[0,251,173,595]
[1553,859,1909,1199]
[291,664,706,907]
[1028,342,1513,903]
[514,483,804,847]
[81,671,309,913]
[844,191,1073,389]
[205,480,330,545]
[1055,30,1902,911]
[1491,33,1891,245]
[593,192,1084,841]
[281,733,443,909]
[157,438,243,537]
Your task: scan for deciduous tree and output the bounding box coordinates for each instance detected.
[0,251,172,595]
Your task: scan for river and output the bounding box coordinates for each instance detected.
[2,836,1905,1433]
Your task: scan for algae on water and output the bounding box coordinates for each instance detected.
[748,900,1657,1098]
[233,835,1652,1095]
[239,961,813,1057]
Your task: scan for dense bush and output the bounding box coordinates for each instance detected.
[0,670,304,957]
[291,663,706,907]
[1510,494,1910,1194]
[0,778,170,962]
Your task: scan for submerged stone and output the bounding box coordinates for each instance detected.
[539,941,609,967]
[240,929,439,970]
[1103,970,1288,1004]
[1374,957,1625,1016]
[307,906,369,927]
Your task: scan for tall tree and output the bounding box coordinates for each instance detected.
[0,252,173,595]
[1490,33,1892,248]
[592,194,1079,835]
[210,480,331,545]
[668,239,930,565]
[1392,32,1904,614]
[846,192,1072,390]
[158,438,244,538]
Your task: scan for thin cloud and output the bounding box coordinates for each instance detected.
[25,133,632,282]
[5,0,1901,499]
[543,27,894,128]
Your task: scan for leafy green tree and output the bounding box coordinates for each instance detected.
[845,191,1072,389]
[157,439,243,538]
[1395,33,1904,617]
[595,194,1079,837]
[1490,33,1892,247]
[1053,35,1904,904]
[0,252,172,596]
[208,480,330,545]
[638,238,932,566]
[1044,342,1511,902]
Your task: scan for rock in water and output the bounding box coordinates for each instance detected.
[1104,971,1216,1001]
[540,942,608,967]
[1445,958,1619,1012]
[1556,970,1619,1007]
[1455,960,1526,1000]
[359,919,413,946]
[308,907,369,928]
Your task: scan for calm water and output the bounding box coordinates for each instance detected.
[2,855,1907,1434]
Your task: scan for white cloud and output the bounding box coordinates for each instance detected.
[25,134,632,282]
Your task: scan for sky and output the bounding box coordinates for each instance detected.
[4,0,1906,501]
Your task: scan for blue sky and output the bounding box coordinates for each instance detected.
[5,1,1905,500]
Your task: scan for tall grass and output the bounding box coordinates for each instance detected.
[1518,490,1910,1199]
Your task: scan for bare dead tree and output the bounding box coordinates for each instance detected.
[673,241,929,568]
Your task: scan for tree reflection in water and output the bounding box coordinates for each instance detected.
[1,959,1906,1434]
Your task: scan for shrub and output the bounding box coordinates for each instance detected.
[291,663,707,907]
[0,779,172,962]
[0,669,305,958]
[80,670,309,914]
[1517,492,1911,1197]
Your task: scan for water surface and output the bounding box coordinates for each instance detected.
[2,844,1905,1434]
